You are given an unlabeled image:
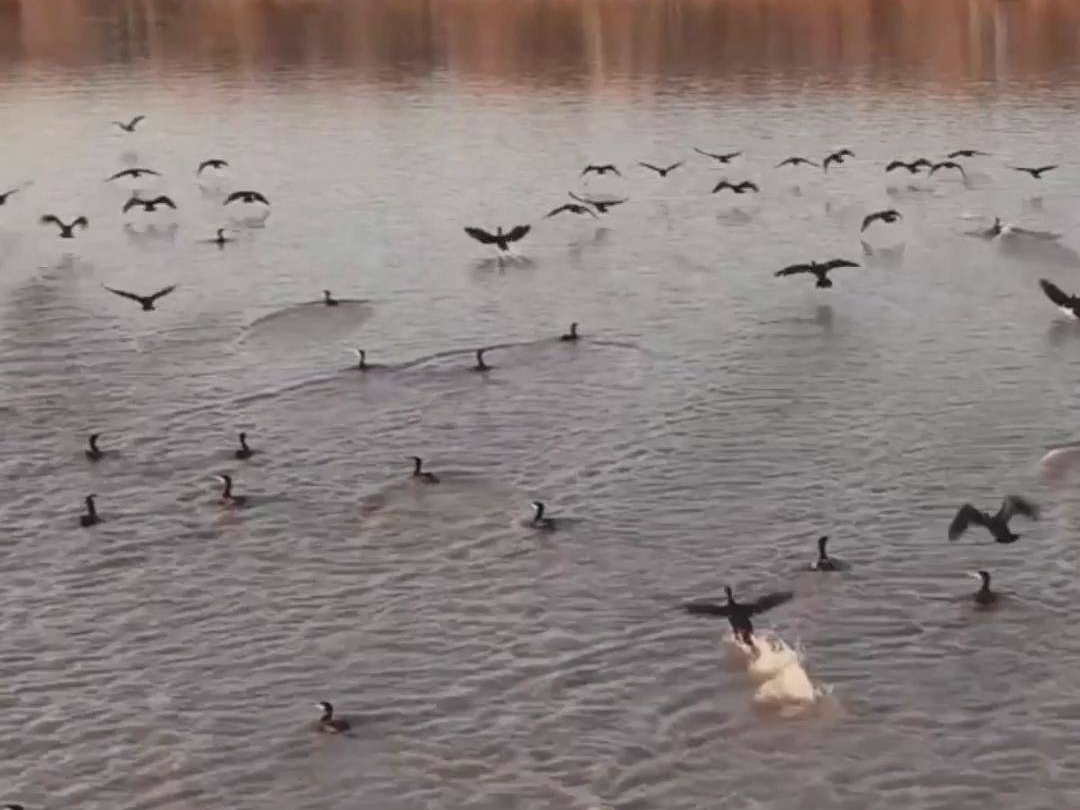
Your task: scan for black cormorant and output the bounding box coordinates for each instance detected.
[682,586,794,644]
[948,495,1038,543]
[103,284,177,311]
[409,456,439,483]
[861,209,902,232]
[40,214,88,238]
[316,701,351,733]
[774,259,860,289]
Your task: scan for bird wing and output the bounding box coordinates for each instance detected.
[1000,495,1039,522]
[681,601,732,618]
[122,197,144,213]
[106,170,131,181]
[740,181,759,192]
[581,165,600,175]
[250,192,270,205]
[747,590,794,616]
[885,161,905,172]
[665,161,685,173]
[104,286,145,304]
[129,115,145,128]
[948,504,990,540]
[693,147,719,160]
[72,217,89,228]
[821,259,860,271]
[151,196,177,209]
[148,284,177,302]
[40,214,62,227]
[507,224,531,242]
[546,204,573,218]
[723,151,743,161]
[711,180,731,193]
[1035,165,1058,174]
[639,162,662,173]
[947,150,971,159]
[775,263,814,277]
[1039,278,1079,309]
[861,212,881,231]
[568,192,589,205]
[223,191,242,204]
[464,226,497,245]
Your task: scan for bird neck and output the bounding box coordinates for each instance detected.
[85,497,96,515]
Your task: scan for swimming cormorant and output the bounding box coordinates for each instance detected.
[80,494,100,527]
[197,159,229,175]
[224,190,270,205]
[823,149,854,172]
[559,322,579,341]
[473,348,489,371]
[1039,278,1080,319]
[581,164,621,177]
[409,456,439,483]
[568,192,627,213]
[123,195,177,214]
[639,161,684,177]
[546,203,598,219]
[969,570,998,606]
[103,284,177,311]
[774,258,860,288]
[948,495,1039,543]
[40,214,88,238]
[1010,165,1057,179]
[235,432,255,460]
[861,209,902,232]
[113,115,146,132]
[711,179,759,195]
[694,147,742,164]
[214,474,247,506]
[207,228,234,247]
[948,149,990,159]
[929,161,967,180]
[106,168,161,182]
[464,225,531,252]
[323,290,339,306]
[316,701,350,733]
[775,157,821,169]
[86,433,104,462]
[529,501,556,530]
[885,159,931,174]
[810,535,848,571]
[682,586,794,644]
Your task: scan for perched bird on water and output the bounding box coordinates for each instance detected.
[1039,278,1080,319]
[464,225,531,253]
[581,164,621,177]
[40,214,88,238]
[354,348,371,370]
[823,149,854,172]
[568,192,627,214]
[79,495,100,527]
[929,161,967,181]
[6,804,26,810]
[123,195,177,214]
[775,258,860,289]
[948,149,990,159]
[322,290,339,306]
[529,501,556,530]
[113,115,146,132]
[546,203,598,220]
[315,701,351,733]
[205,228,234,247]
[85,433,105,462]
[711,179,759,195]
[214,474,247,507]
[1010,165,1057,180]
[409,456,439,483]
[234,432,255,460]
[948,495,1039,543]
[197,158,229,175]
[969,570,998,607]
[103,284,177,311]
[472,348,490,372]
[682,586,794,644]
[224,190,270,206]
[810,535,848,571]
[775,156,820,169]
[106,168,161,182]
[559,322,579,342]
[861,209,902,232]
[885,159,931,174]
[639,161,684,177]
[694,147,742,164]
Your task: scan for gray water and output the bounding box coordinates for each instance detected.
[4,1,1080,809]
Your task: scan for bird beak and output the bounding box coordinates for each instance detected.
[966,571,982,580]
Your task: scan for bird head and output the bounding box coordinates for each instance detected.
[316,701,333,715]
[967,570,990,586]
[723,585,735,602]
[817,535,829,553]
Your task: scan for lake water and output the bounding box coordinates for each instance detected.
[4,1,1080,808]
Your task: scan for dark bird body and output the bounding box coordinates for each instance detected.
[473,348,489,372]
[581,164,621,177]
[823,149,855,172]
[639,161,684,177]
[104,284,177,311]
[948,495,1039,543]
[682,586,794,644]
[215,474,247,507]
[775,258,860,288]
[464,225,530,252]
[40,214,88,238]
[948,149,990,159]
[123,195,177,214]
[861,209,902,232]
[354,349,384,371]
[811,535,848,571]
[546,203,598,219]
[1039,278,1080,319]
[316,701,350,733]
[86,433,104,462]
[197,159,229,175]
[559,322,579,342]
[409,456,439,484]
[776,156,820,169]
[712,179,759,195]
[1010,165,1057,179]
[107,168,161,182]
[529,501,556,530]
[113,115,146,132]
[323,290,338,306]
[224,190,270,205]
[568,192,626,213]
[929,161,968,180]
[694,147,742,164]
[235,432,255,460]
[970,570,998,607]
[885,159,931,174]
[80,495,99,527]
[208,228,234,247]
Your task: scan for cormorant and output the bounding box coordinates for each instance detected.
[885,159,931,174]
[948,149,990,159]
[80,495,100,527]
[197,159,229,175]
[206,228,234,247]
[775,157,821,169]
[103,284,177,311]
[86,433,104,462]
[529,501,556,530]
[948,495,1039,543]
[214,474,247,507]
[123,195,177,214]
[353,348,384,371]
[929,161,967,180]
[581,164,621,177]
[113,115,146,132]
[40,214,88,238]
[810,535,848,571]
[1010,165,1057,179]
[323,290,338,306]
[235,432,255,460]
[569,192,627,213]
[546,203,598,219]
[464,225,531,253]
[106,168,161,182]
[316,701,350,733]
[682,586,794,644]
[694,147,742,164]
[861,209,902,232]
[711,179,759,194]
[639,161,684,177]
[473,348,489,371]
[774,259,860,288]
[224,190,270,205]
[409,456,439,483]
[1039,278,1080,319]
[559,322,579,341]
[823,149,855,172]
[969,570,998,607]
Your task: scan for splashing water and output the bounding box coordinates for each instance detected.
[724,631,820,708]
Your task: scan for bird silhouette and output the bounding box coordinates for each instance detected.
[861,209,902,232]
[113,115,146,132]
[947,149,990,159]
[224,190,270,205]
[929,161,967,181]
[823,149,855,172]
[40,214,88,238]
[546,203,598,219]
[639,161,684,177]
[682,586,794,644]
[969,570,998,607]
[711,179,759,195]
[123,195,177,214]
[197,159,229,175]
[775,259,860,288]
[103,284,177,311]
[1039,279,1080,319]
[464,225,531,252]
[948,495,1039,543]
[694,147,742,164]
[106,168,161,182]
[776,156,820,169]
[885,159,931,174]
[568,192,627,213]
[581,164,621,177]
[1010,165,1057,179]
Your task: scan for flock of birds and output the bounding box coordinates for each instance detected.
[3,115,1075,752]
